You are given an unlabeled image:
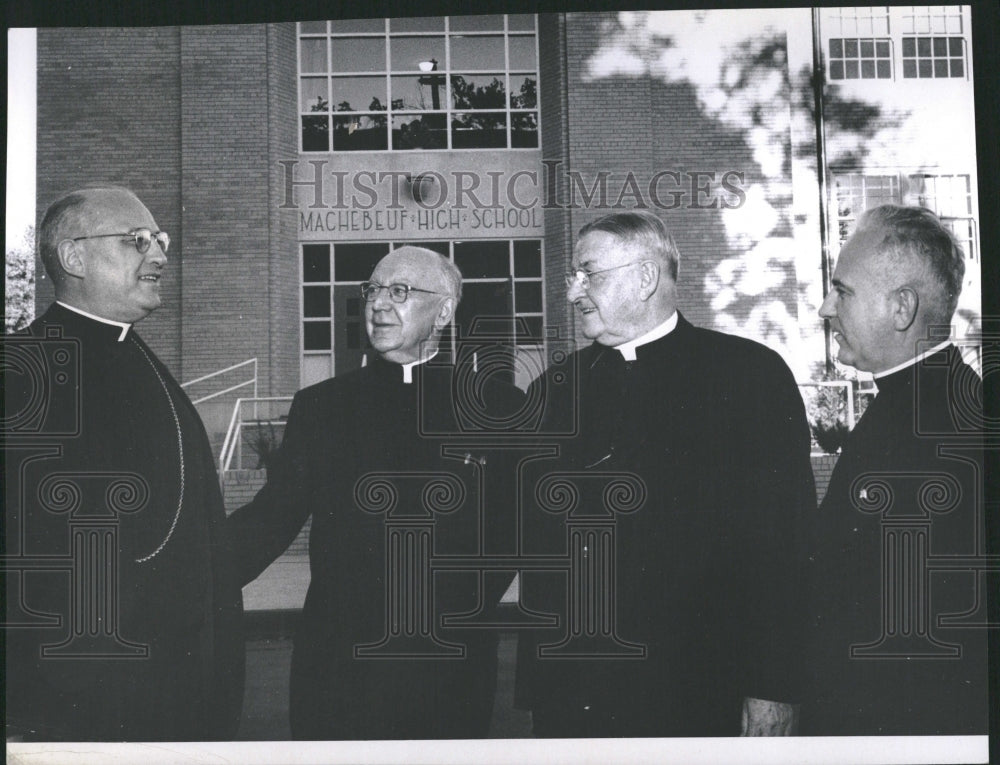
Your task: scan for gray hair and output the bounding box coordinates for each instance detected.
[855,204,965,322]
[578,209,680,281]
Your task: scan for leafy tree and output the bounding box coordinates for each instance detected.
[5,225,35,333]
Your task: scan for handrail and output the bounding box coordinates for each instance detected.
[220,396,294,475]
[182,358,258,406]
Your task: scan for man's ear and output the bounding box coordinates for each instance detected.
[57,239,86,279]
[892,286,918,331]
[435,296,456,329]
[638,260,660,301]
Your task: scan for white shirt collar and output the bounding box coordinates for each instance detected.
[364,351,439,383]
[56,301,131,341]
[615,312,678,361]
[872,340,952,381]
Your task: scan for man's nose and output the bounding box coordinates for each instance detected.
[370,286,393,310]
[566,277,585,303]
[818,290,836,319]
[147,243,167,267]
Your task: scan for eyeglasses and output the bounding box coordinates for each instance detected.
[72,229,170,255]
[360,281,444,303]
[564,261,645,290]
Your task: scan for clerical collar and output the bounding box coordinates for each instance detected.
[56,301,131,341]
[364,351,438,383]
[615,312,678,361]
[872,340,952,381]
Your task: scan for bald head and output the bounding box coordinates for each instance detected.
[364,245,462,364]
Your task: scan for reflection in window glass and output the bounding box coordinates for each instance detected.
[451,35,506,70]
[452,113,507,148]
[451,75,506,110]
[330,77,388,112]
[301,116,329,151]
[300,77,328,111]
[390,36,446,71]
[511,113,538,148]
[391,76,445,110]
[333,115,388,150]
[510,76,536,108]
[330,38,386,73]
[392,114,447,150]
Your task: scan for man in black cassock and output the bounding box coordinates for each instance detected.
[802,204,988,735]
[4,187,244,740]
[228,246,523,739]
[514,210,816,737]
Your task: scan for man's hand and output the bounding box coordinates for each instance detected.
[740,697,798,736]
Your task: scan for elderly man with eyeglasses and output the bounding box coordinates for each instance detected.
[514,210,816,738]
[5,187,245,740]
[229,245,523,740]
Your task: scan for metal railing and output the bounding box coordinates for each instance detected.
[220,396,293,474]
[181,358,257,406]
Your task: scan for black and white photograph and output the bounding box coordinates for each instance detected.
[4,2,998,763]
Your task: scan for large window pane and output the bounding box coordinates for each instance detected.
[507,15,536,32]
[334,243,391,281]
[454,241,509,278]
[303,286,331,317]
[304,322,331,350]
[515,282,542,313]
[510,76,536,108]
[329,18,384,34]
[331,77,387,112]
[390,17,444,32]
[392,114,447,150]
[451,74,506,110]
[391,75,446,110]
[456,282,512,338]
[390,36,445,71]
[451,35,506,70]
[299,21,327,34]
[509,36,536,69]
[511,113,538,148]
[513,240,541,276]
[452,112,507,148]
[333,115,388,150]
[303,245,331,282]
[302,116,329,151]
[450,15,504,32]
[330,38,386,73]
[300,38,328,73]
[301,77,328,112]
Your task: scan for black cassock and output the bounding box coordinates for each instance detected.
[5,302,244,741]
[803,346,989,735]
[515,313,816,737]
[229,355,523,739]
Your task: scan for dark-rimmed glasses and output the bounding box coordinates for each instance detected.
[361,281,444,303]
[564,261,645,290]
[72,229,170,255]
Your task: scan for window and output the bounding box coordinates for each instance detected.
[825,7,890,36]
[298,15,539,151]
[832,172,978,261]
[901,36,965,78]
[833,173,900,244]
[899,5,964,35]
[828,38,892,79]
[301,239,544,386]
[907,173,977,260]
